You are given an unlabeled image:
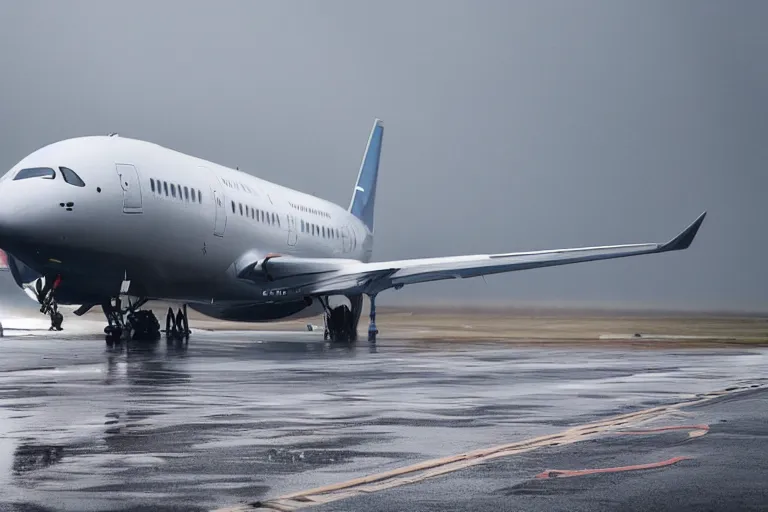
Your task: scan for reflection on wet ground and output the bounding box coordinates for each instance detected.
[0,331,767,511]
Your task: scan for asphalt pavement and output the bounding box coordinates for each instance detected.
[0,326,766,512]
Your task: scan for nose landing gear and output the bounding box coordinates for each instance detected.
[47,307,63,332]
[34,275,63,331]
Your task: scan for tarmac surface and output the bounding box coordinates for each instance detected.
[0,326,767,512]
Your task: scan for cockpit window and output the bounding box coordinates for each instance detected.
[59,167,85,187]
[14,167,56,181]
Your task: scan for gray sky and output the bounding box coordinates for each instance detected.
[1,1,766,312]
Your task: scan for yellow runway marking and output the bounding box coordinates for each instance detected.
[213,383,765,512]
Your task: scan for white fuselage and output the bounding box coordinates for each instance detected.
[0,136,372,320]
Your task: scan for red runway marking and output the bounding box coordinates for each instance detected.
[535,456,689,479]
[616,424,709,435]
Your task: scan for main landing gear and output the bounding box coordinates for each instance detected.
[102,297,161,343]
[319,295,363,344]
[367,293,379,343]
[318,294,379,345]
[164,305,190,341]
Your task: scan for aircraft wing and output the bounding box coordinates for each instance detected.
[237,212,706,297]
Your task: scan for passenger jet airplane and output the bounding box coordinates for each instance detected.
[0,119,706,343]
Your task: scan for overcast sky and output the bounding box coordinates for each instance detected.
[0,1,766,311]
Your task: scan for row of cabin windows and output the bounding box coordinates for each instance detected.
[289,201,330,219]
[150,178,203,203]
[301,220,340,240]
[232,201,281,227]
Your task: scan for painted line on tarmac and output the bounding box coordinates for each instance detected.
[212,382,766,512]
[535,456,690,479]
[615,423,710,438]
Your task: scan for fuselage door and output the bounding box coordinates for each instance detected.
[212,188,227,237]
[115,163,143,214]
[341,225,351,253]
[287,215,298,246]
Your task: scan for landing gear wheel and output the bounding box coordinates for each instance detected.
[104,325,122,345]
[128,310,160,341]
[102,297,158,343]
[50,312,63,332]
[320,295,362,345]
[327,305,355,344]
[36,275,64,332]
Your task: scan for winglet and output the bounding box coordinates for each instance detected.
[660,212,707,252]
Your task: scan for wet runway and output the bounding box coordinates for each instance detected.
[1,329,767,511]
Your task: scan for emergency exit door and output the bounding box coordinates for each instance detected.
[115,163,143,214]
[286,215,298,246]
[212,188,227,237]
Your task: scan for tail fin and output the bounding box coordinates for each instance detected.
[348,118,383,233]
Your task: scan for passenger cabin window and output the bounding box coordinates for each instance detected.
[59,167,85,187]
[150,178,155,192]
[184,186,189,201]
[163,182,169,196]
[14,167,55,181]
[171,184,176,197]
[198,190,202,203]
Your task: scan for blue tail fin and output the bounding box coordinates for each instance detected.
[348,119,383,233]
